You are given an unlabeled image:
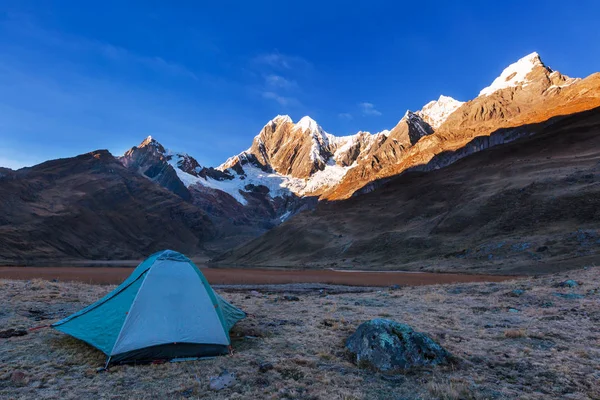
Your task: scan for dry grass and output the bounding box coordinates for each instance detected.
[2,267,600,399]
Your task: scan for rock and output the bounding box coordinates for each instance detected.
[10,370,28,385]
[345,319,452,372]
[553,293,584,300]
[389,284,401,291]
[557,280,579,288]
[282,295,300,301]
[508,308,520,313]
[0,329,28,339]
[209,370,236,391]
[258,362,274,373]
[536,246,549,252]
[249,290,262,297]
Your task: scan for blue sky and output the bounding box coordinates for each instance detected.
[1,0,599,169]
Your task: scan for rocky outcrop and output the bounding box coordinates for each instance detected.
[245,115,334,179]
[346,319,452,372]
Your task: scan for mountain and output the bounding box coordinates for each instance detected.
[119,135,314,251]
[3,51,600,265]
[324,52,600,200]
[215,106,600,274]
[0,151,215,263]
[117,52,600,251]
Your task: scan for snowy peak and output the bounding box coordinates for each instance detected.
[295,116,325,136]
[479,52,547,96]
[416,95,464,129]
[266,114,293,128]
[138,135,165,151]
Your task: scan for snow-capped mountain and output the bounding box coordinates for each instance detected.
[120,51,599,225]
[478,52,579,97]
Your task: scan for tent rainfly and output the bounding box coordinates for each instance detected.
[52,250,246,365]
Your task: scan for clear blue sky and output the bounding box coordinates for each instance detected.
[1,1,599,169]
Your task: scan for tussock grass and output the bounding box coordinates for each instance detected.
[2,266,600,399]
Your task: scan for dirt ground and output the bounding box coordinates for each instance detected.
[2,266,600,399]
[0,266,514,286]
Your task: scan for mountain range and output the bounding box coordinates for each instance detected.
[2,52,600,269]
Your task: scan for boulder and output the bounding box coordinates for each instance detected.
[345,319,452,372]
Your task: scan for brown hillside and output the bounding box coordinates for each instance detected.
[0,151,215,264]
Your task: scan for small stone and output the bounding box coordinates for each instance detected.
[389,284,401,290]
[209,370,236,391]
[249,290,261,297]
[10,370,28,385]
[508,308,520,313]
[508,289,525,297]
[282,295,300,301]
[258,362,274,373]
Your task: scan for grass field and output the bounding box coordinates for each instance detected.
[1,266,599,399]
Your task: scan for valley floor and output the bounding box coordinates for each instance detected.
[1,267,599,399]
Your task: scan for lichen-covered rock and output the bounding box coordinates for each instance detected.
[346,319,451,372]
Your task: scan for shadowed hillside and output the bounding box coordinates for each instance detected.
[0,151,215,264]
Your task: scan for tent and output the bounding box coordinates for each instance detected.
[52,250,246,365]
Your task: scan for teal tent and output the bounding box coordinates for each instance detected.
[52,250,246,365]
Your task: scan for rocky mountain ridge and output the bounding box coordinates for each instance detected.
[126,52,598,210]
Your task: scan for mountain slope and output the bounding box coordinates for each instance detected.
[215,107,600,274]
[0,151,216,263]
[324,53,600,200]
